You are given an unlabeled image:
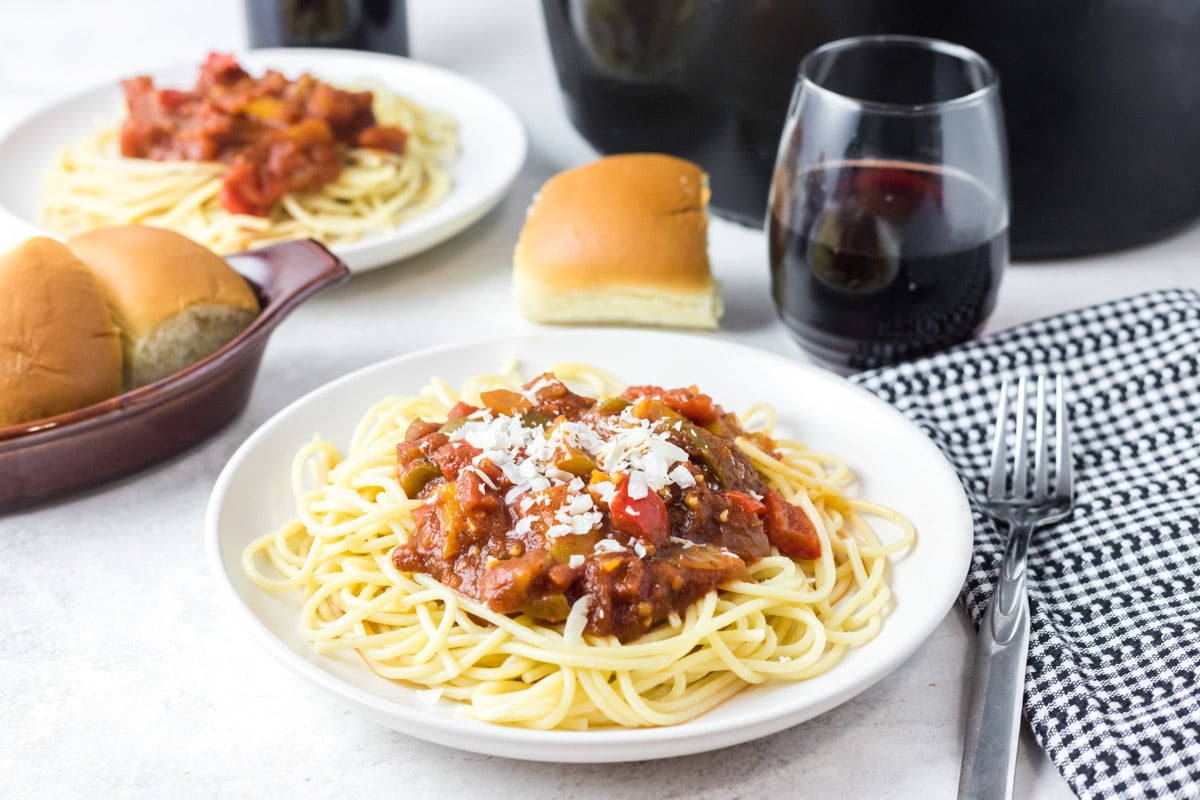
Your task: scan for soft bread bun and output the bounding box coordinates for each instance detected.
[0,238,123,426]
[513,153,722,329]
[66,225,260,389]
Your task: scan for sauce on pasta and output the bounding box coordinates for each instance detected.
[42,57,458,256]
[119,52,409,216]
[392,374,819,642]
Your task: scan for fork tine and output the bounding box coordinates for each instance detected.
[1012,376,1031,497]
[987,379,1011,497]
[1055,376,1073,497]
[1033,376,1049,498]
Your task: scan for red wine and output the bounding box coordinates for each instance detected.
[770,160,1006,370]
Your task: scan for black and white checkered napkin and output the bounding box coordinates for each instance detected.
[849,288,1200,799]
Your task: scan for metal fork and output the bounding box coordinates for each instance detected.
[957,376,1075,800]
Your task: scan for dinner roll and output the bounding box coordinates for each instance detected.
[66,226,260,389]
[513,153,722,329]
[0,238,122,426]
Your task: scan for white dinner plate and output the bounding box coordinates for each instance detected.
[0,48,527,271]
[205,330,974,762]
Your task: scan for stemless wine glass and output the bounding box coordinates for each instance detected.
[768,35,1009,372]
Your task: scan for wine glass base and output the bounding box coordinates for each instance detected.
[780,319,977,375]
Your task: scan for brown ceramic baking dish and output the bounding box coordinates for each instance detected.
[0,238,349,511]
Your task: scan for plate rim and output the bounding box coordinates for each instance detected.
[0,47,528,272]
[204,329,973,761]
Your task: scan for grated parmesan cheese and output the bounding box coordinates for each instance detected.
[563,595,590,643]
[446,392,698,558]
[669,465,696,488]
[591,480,616,505]
[626,471,649,500]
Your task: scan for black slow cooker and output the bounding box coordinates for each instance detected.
[541,0,1200,259]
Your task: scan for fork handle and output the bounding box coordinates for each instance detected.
[957,556,1031,800]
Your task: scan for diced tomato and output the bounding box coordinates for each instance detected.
[157,89,190,109]
[622,385,666,402]
[267,118,340,193]
[356,125,408,154]
[524,373,562,395]
[762,489,820,559]
[621,385,720,426]
[610,476,670,549]
[662,387,720,426]
[201,51,249,87]
[219,161,281,217]
[395,438,426,471]
[478,551,557,615]
[454,464,500,515]
[724,490,766,517]
[404,418,441,442]
[446,401,479,420]
[432,440,482,482]
[397,429,447,497]
[120,52,390,216]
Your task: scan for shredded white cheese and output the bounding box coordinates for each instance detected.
[592,480,616,505]
[669,465,696,489]
[445,392,699,557]
[546,523,573,539]
[563,595,591,643]
[626,471,649,500]
[593,538,627,555]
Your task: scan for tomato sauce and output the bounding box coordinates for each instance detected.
[390,375,820,643]
[118,52,408,216]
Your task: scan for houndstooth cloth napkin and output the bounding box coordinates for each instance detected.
[849,288,1200,799]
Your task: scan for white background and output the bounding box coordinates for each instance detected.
[3,1,1198,797]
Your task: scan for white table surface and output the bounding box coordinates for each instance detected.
[2,2,1197,798]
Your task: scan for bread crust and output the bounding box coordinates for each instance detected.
[66,225,260,388]
[66,225,259,340]
[513,154,721,328]
[0,238,122,426]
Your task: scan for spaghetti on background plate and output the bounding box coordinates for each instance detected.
[42,52,457,255]
[242,362,916,730]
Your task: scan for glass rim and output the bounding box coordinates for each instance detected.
[798,35,1000,114]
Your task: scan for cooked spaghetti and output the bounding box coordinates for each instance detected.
[42,53,457,255]
[242,362,915,729]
